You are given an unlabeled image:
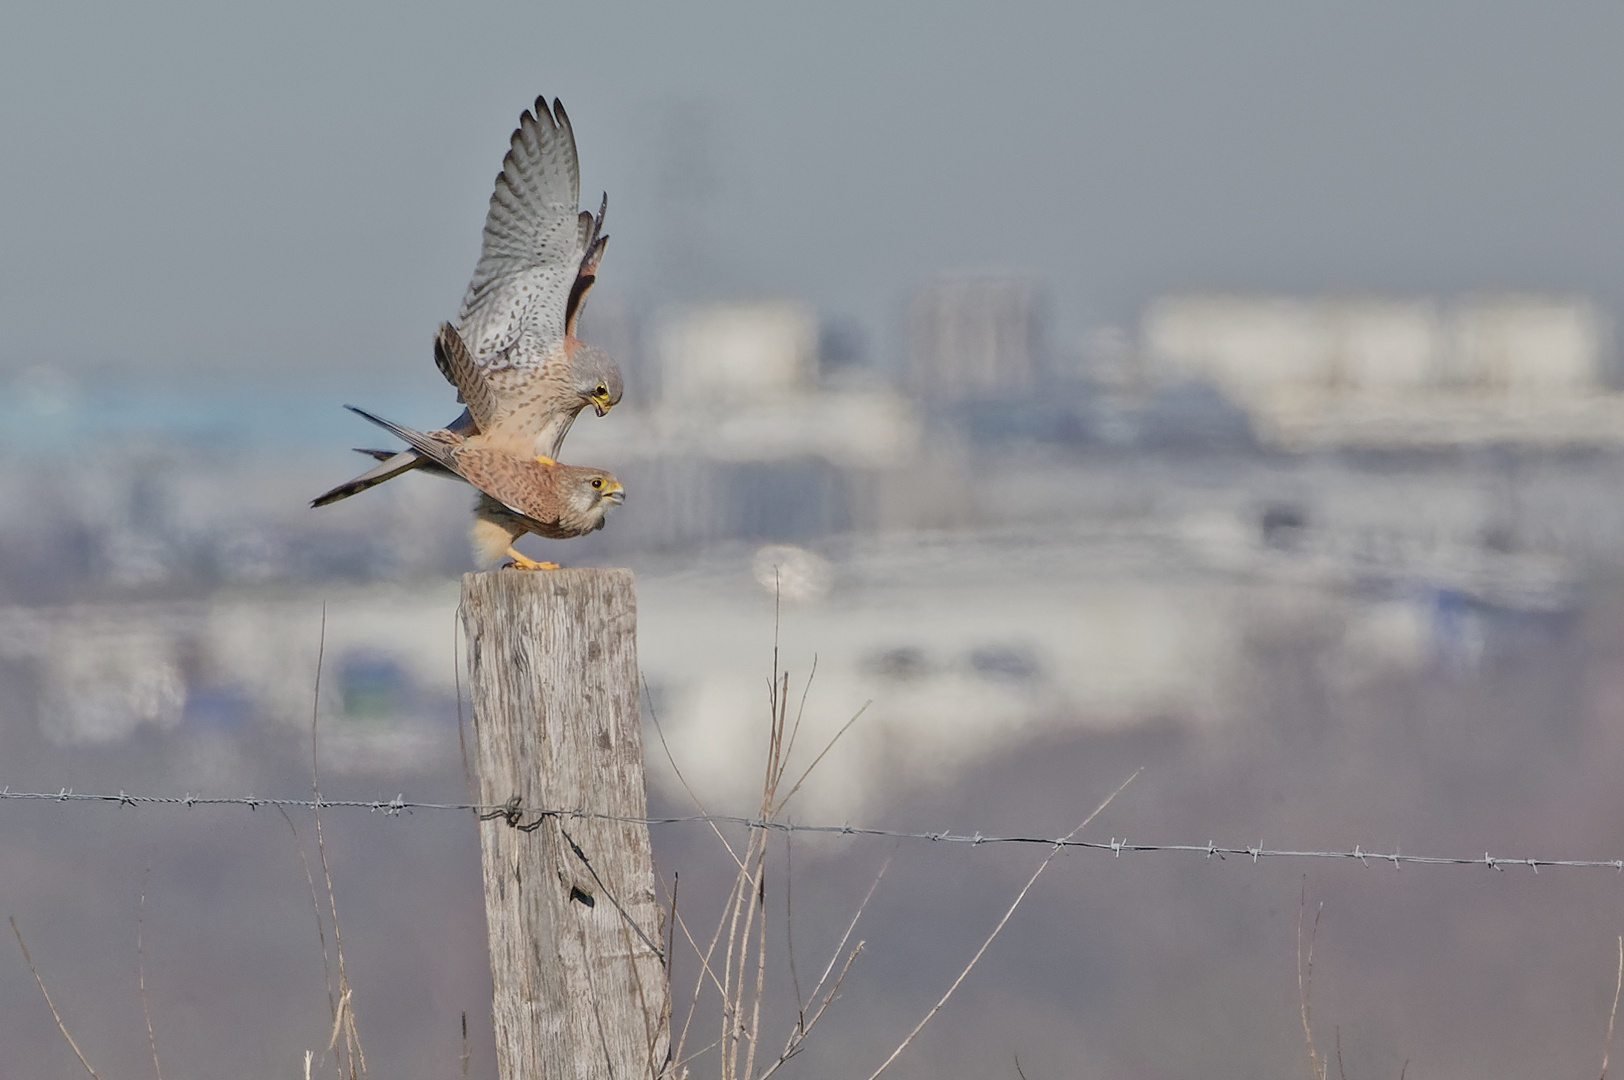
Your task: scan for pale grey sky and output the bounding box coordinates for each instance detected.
[5,1,1624,386]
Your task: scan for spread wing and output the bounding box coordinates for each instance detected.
[456,96,608,373]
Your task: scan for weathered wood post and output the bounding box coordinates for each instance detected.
[461,569,670,1080]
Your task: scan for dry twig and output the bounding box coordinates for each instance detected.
[645,674,745,872]
[784,834,805,1024]
[137,872,163,1080]
[663,591,883,1080]
[1603,934,1623,1080]
[11,916,101,1079]
[278,806,337,1028]
[773,701,871,816]
[756,846,896,1080]
[1297,880,1327,1080]
[863,769,1141,1080]
[310,607,366,1079]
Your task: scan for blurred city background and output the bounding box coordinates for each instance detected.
[6,3,1624,1078]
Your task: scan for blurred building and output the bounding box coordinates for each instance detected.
[555,298,931,550]
[0,583,462,768]
[653,300,818,404]
[907,273,1046,400]
[1142,294,1620,447]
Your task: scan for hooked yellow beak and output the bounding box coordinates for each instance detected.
[590,391,614,417]
[601,479,625,505]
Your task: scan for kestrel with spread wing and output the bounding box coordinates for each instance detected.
[345,404,625,569]
[312,94,623,509]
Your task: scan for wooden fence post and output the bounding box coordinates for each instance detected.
[461,569,670,1080]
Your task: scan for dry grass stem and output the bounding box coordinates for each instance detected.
[757,940,865,1080]
[673,841,752,1063]
[718,838,759,1079]
[645,674,746,872]
[278,806,337,1027]
[670,907,731,1004]
[773,700,871,816]
[660,874,679,1076]
[1297,881,1327,1080]
[664,596,881,1080]
[757,787,896,1075]
[664,869,732,1071]
[326,988,351,1053]
[778,655,818,781]
[784,835,805,1023]
[461,1012,471,1079]
[863,768,1141,1080]
[10,916,101,1079]
[742,869,770,1080]
[1603,934,1623,1080]
[667,872,680,1007]
[310,607,366,1079]
[811,849,894,1002]
[672,1036,724,1073]
[137,874,163,1080]
[672,883,742,1067]
[735,675,790,1080]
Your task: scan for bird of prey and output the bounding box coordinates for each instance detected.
[311,94,623,509]
[346,404,625,570]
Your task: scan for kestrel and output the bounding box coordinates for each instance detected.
[345,404,625,570]
[311,94,623,509]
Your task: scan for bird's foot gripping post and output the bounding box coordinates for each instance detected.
[461,569,670,1080]
[503,547,561,571]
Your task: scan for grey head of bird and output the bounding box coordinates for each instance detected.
[568,344,624,417]
[556,464,625,532]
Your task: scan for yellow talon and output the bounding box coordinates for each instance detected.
[533,455,557,466]
[503,547,560,571]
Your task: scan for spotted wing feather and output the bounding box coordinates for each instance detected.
[457,97,588,369]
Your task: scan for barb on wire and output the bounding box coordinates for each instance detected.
[6,786,1624,874]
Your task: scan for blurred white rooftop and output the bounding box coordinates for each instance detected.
[569,299,922,469]
[1142,293,1623,447]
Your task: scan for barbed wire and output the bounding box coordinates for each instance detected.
[2,785,1621,875]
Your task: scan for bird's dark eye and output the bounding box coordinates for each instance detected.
[591,478,603,489]
[595,384,607,397]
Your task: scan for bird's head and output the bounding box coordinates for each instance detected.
[570,345,624,417]
[558,465,626,529]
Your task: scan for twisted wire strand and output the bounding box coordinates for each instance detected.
[1,786,1619,873]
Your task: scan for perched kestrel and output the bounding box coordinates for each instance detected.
[311,94,623,509]
[345,404,625,570]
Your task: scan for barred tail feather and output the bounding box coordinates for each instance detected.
[310,450,424,507]
[352,447,459,478]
